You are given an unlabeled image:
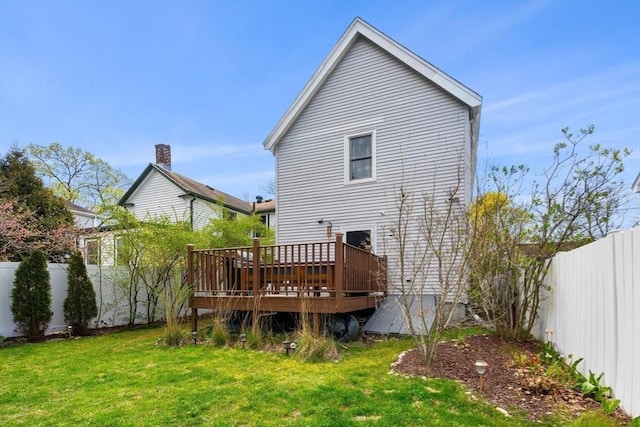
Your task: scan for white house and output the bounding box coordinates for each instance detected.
[66,200,97,229]
[119,144,253,229]
[81,145,258,266]
[263,18,481,327]
[254,196,276,235]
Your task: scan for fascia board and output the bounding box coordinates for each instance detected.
[263,21,361,153]
[263,18,482,152]
[357,23,482,108]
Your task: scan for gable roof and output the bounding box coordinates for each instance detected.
[119,163,253,214]
[65,200,97,216]
[254,199,275,213]
[264,17,482,152]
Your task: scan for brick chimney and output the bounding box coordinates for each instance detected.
[155,144,171,170]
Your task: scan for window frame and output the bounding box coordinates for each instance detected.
[343,226,376,252]
[344,130,376,184]
[114,235,126,266]
[84,238,101,265]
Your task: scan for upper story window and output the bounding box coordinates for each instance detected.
[345,131,376,183]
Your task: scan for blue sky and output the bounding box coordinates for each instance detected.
[1,0,639,220]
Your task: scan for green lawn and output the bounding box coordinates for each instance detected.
[0,327,591,426]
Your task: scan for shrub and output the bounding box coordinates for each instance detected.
[293,329,339,363]
[208,323,231,347]
[11,250,53,340]
[159,324,189,347]
[63,251,98,335]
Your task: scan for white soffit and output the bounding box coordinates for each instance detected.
[263,17,482,152]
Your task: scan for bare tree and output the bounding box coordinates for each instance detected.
[471,126,631,339]
[384,172,471,366]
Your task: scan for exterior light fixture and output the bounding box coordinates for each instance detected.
[283,340,296,355]
[475,360,488,392]
[240,333,247,349]
[318,219,333,238]
[192,331,198,345]
[67,325,73,338]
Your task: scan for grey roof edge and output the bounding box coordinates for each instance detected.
[119,163,253,214]
[263,17,482,153]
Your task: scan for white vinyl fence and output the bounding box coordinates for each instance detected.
[537,227,639,418]
[0,263,151,338]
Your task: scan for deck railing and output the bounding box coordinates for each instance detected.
[187,233,386,300]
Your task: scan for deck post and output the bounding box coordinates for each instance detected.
[187,244,198,332]
[335,233,344,306]
[313,312,320,336]
[252,238,260,333]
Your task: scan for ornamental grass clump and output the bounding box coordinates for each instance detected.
[293,314,339,362]
[159,324,189,347]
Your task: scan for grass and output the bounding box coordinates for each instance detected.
[0,325,616,426]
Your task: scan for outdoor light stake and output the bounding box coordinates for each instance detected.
[283,340,293,355]
[192,331,198,345]
[67,325,73,339]
[475,360,488,392]
[240,333,247,349]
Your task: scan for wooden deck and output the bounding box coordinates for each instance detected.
[188,233,387,331]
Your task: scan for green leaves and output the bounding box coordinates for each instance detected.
[26,142,132,225]
[10,250,53,339]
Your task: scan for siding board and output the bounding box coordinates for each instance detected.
[276,36,472,295]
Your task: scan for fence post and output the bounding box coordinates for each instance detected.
[187,244,197,333]
[335,233,344,305]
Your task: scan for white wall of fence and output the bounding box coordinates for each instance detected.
[0,263,150,338]
[537,227,639,418]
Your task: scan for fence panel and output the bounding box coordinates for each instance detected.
[538,227,639,418]
[0,263,149,338]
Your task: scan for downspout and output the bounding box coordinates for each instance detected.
[189,196,195,230]
[179,193,196,229]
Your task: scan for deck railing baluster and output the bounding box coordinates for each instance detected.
[187,238,387,317]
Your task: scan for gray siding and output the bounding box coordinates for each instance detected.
[127,170,188,221]
[127,170,224,229]
[275,36,472,295]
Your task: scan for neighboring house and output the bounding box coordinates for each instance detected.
[264,17,481,291]
[66,200,97,229]
[119,144,253,229]
[253,196,276,235]
[633,172,640,194]
[82,144,273,266]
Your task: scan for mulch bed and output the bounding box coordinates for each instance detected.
[391,334,632,424]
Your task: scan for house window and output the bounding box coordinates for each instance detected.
[115,236,126,266]
[85,238,101,265]
[345,131,376,182]
[346,230,372,250]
